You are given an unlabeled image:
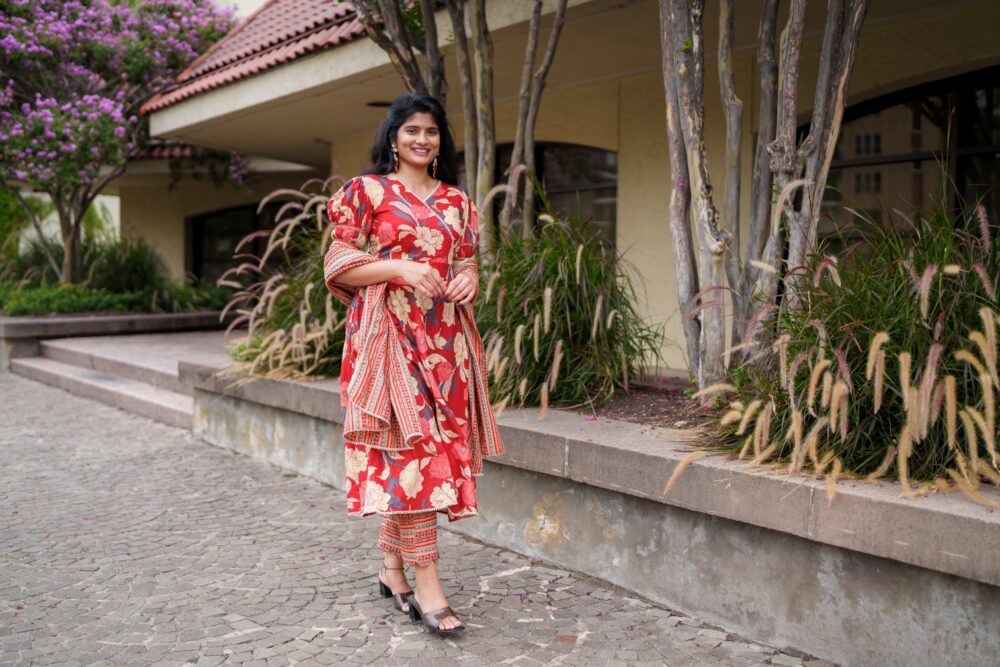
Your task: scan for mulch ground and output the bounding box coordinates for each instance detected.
[565,377,715,430]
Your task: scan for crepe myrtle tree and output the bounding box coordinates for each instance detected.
[0,0,238,284]
[658,0,869,390]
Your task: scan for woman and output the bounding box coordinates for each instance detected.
[323,92,504,637]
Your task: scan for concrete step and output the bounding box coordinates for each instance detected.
[39,339,189,395]
[10,356,192,429]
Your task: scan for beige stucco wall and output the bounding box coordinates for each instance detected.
[327,0,1000,374]
[118,174,310,282]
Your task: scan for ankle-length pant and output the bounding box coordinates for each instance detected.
[378,511,438,566]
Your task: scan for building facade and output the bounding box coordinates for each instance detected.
[140,0,1000,373]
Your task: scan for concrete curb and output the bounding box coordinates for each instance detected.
[0,311,233,371]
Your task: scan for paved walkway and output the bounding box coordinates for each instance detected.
[0,374,827,666]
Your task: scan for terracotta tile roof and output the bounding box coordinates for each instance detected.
[141,0,363,114]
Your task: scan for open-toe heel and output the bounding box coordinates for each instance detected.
[406,592,465,637]
[377,565,412,614]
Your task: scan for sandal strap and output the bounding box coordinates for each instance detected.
[423,605,462,627]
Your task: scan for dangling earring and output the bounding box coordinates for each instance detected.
[391,145,399,172]
[432,155,438,179]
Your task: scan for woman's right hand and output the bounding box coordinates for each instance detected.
[395,259,447,299]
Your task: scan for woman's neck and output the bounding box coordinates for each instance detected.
[395,163,434,187]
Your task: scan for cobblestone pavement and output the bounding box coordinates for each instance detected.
[0,374,831,667]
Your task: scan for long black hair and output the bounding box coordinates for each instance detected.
[364,92,460,186]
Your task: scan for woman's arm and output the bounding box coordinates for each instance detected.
[336,258,447,298]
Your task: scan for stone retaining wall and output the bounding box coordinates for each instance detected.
[184,361,1000,667]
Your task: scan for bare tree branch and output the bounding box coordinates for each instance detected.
[7,187,62,280]
[355,1,427,94]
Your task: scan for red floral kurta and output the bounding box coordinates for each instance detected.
[324,173,494,522]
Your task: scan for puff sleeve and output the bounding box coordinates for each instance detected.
[323,177,379,306]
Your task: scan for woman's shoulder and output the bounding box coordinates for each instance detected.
[440,182,474,207]
[341,173,390,191]
[340,173,391,206]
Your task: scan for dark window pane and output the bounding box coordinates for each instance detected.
[958,82,1000,147]
[189,204,279,286]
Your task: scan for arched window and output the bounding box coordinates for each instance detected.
[460,142,618,246]
[820,64,1000,240]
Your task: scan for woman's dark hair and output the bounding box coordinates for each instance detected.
[364,92,460,186]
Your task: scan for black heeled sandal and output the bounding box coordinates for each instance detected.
[406,591,465,637]
[377,564,413,613]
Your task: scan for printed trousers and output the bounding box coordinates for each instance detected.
[378,511,439,566]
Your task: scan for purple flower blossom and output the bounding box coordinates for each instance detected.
[0,0,235,191]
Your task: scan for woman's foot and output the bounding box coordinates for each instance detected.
[411,561,463,632]
[378,556,412,613]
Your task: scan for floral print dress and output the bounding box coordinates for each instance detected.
[327,174,481,522]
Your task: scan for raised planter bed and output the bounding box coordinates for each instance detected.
[0,311,232,371]
[181,358,1000,667]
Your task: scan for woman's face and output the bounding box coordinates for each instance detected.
[393,112,440,172]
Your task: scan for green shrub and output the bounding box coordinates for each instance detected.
[0,231,231,315]
[0,283,144,315]
[476,214,665,412]
[712,198,1000,504]
[82,234,170,295]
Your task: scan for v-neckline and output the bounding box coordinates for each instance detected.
[387,174,442,204]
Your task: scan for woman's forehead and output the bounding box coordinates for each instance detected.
[401,112,438,129]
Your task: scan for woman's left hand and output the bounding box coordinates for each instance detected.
[445,272,478,305]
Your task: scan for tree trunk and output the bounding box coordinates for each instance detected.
[666,0,729,387]
[418,0,446,105]
[520,0,567,238]
[718,0,744,350]
[54,196,81,284]
[740,0,779,346]
[445,0,477,188]
[759,0,808,322]
[470,0,496,256]
[787,0,869,283]
[658,0,701,382]
[501,0,543,235]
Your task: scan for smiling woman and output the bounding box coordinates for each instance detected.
[322,92,504,638]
